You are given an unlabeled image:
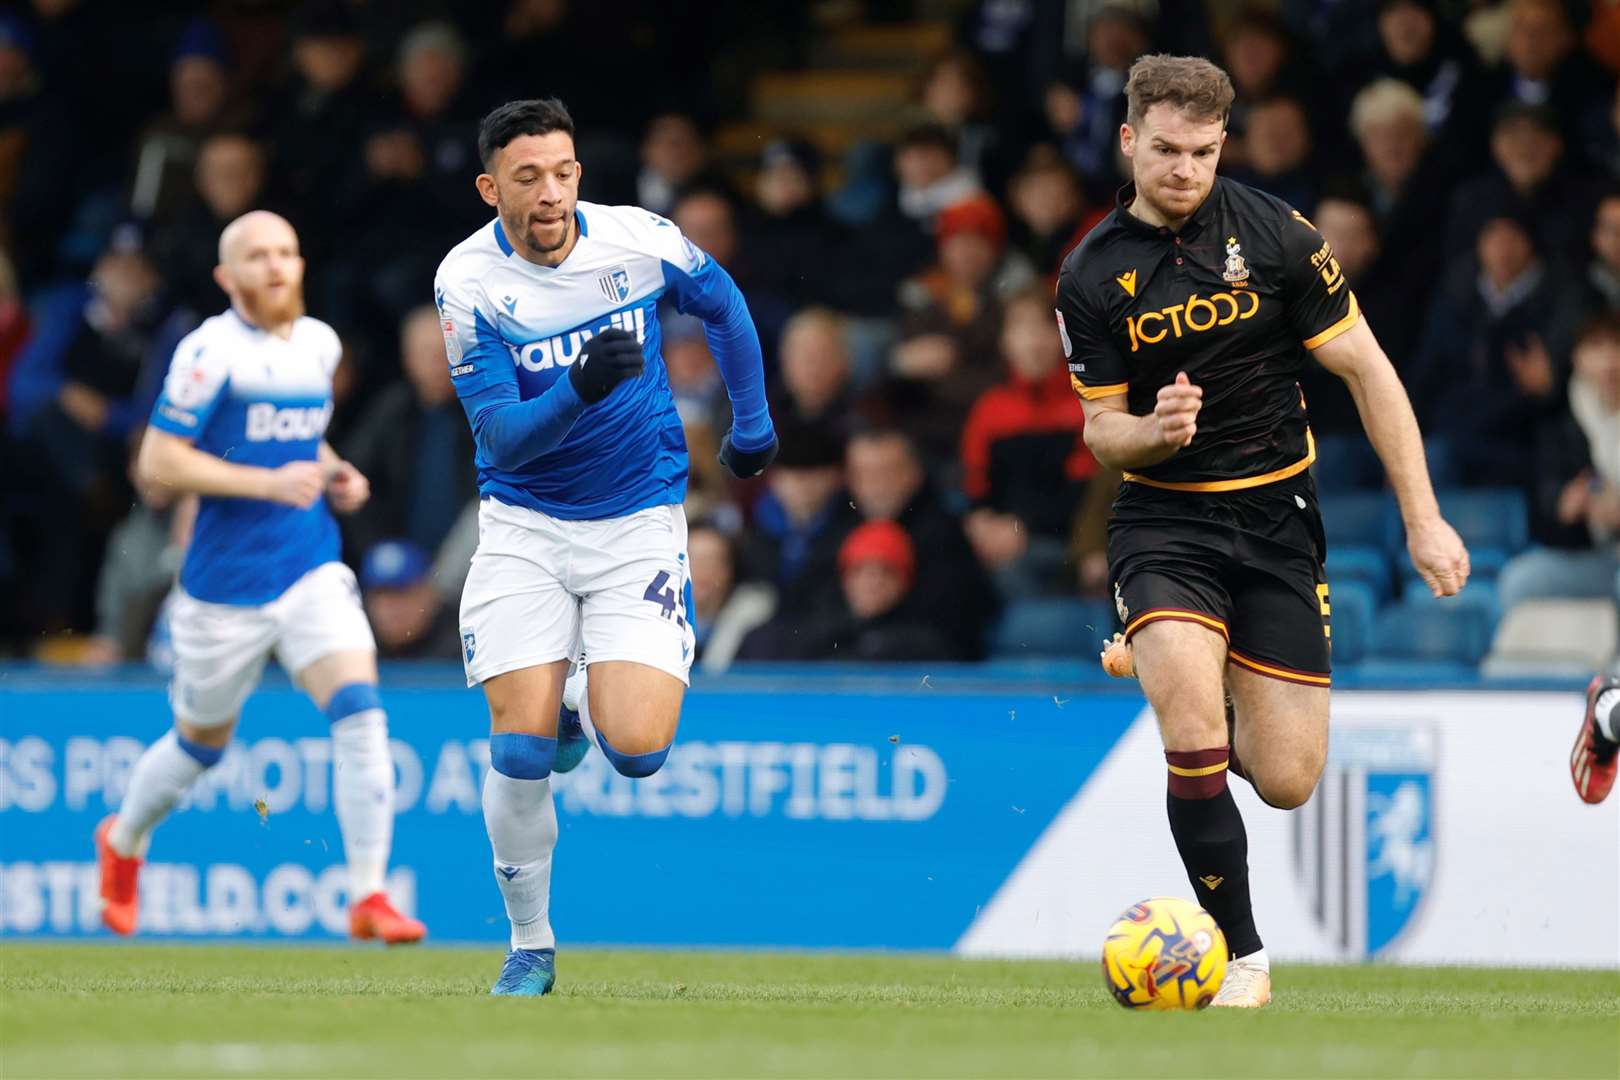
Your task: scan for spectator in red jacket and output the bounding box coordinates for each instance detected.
[960,286,1101,599]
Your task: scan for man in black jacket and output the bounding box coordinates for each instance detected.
[340,305,477,559]
[847,427,998,658]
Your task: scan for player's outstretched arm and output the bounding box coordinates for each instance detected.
[1311,318,1470,597]
[1078,372,1202,471]
[662,248,775,477]
[136,427,326,508]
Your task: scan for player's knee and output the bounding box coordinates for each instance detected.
[489,731,556,780]
[325,682,384,724]
[173,728,227,769]
[1255,768,1318,810]
[594,728,671,778]
[326,683,390,757]
[1157,710,1228,754]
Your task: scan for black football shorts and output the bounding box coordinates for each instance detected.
[1108,473,1332,685]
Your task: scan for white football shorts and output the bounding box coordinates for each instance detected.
[168,560,376,726]
[459,498,694,687]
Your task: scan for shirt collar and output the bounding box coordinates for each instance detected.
[1113,177,1222,240]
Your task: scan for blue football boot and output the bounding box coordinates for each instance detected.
[490,947,556,997]
[553,703,590,773]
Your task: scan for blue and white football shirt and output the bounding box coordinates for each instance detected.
[148,310,342,605]
[433,201,771,521]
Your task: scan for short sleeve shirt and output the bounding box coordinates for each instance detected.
[1055,178,1359,490]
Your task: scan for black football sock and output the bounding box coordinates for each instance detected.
[1166,746,1263,958]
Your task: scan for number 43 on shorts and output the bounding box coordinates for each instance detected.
[643,570,686,628]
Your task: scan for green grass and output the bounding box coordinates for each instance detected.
[1,945,1615,1079]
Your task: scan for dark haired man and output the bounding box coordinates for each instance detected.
[434,99,776,996]
[1058,55,1469,1006]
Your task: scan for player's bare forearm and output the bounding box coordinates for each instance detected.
[1081,408,1180,470]
[136,427,274,502]
[1347,360,1439,525]
[1312,321,1439,526]
[1314,318,1469,595]
[1079,375,1200,471]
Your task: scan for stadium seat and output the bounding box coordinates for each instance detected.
[1325,579,1376,667]
[1310,435,1383,492]
[1369,597,1495,666]
[1318,492,1399,555]
[1399,578,1501,626]
[1481,598,1620,679]
[1349,657,1484,686]
[989,598,1117,659]
[1423,436,1458,488]
[1325,546,1392,600]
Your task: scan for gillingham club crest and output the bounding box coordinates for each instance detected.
[597,265,632,305]
[1292,723,1437,958]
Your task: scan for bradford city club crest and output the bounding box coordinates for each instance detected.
[597,265,632,305]
[1292,723,1437,958]
[1222,236,1249,285]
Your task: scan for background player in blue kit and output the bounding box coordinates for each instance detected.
[434,99,776,996]
[95,211,425,946]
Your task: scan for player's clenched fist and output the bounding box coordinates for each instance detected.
[1407,515,1471,598]
[718,429,778,478]
[325,460,371,514]
[1153,371,1202,449]
[569,328,645,404]
[264,461,326,509]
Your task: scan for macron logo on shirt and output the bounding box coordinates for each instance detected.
[508,305,648,374]
[245,402,333,442]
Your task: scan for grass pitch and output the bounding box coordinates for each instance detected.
[1,944,1615,1079]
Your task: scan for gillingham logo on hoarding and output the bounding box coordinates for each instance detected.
[1292,723,1437,958]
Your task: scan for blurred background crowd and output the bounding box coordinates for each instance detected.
[1,0,1617,675]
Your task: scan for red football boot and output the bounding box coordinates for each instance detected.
[1571,674,1619,805]
[95,814,141,936]
[350,891,427,944]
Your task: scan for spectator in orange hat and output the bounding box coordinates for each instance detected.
[900,194,1034,366]
[847,426,997,658]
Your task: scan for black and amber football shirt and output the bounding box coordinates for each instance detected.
[1056,177,1360,491]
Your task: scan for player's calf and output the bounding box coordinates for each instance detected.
[320,681,425,943]
[98,726,228,934]
[484,732,559,953]
[553,664,592,774]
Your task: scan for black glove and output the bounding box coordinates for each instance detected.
[569,328,644,404]
[718,430,778,478]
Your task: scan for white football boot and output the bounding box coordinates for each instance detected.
[1211,950,1272,1008]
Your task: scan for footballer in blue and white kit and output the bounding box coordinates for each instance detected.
[95,211,425,945]
[435,99,776,996]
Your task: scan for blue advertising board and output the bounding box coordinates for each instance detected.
[0,670,1144,948]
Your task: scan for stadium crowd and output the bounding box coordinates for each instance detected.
[1,0,1617,669]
